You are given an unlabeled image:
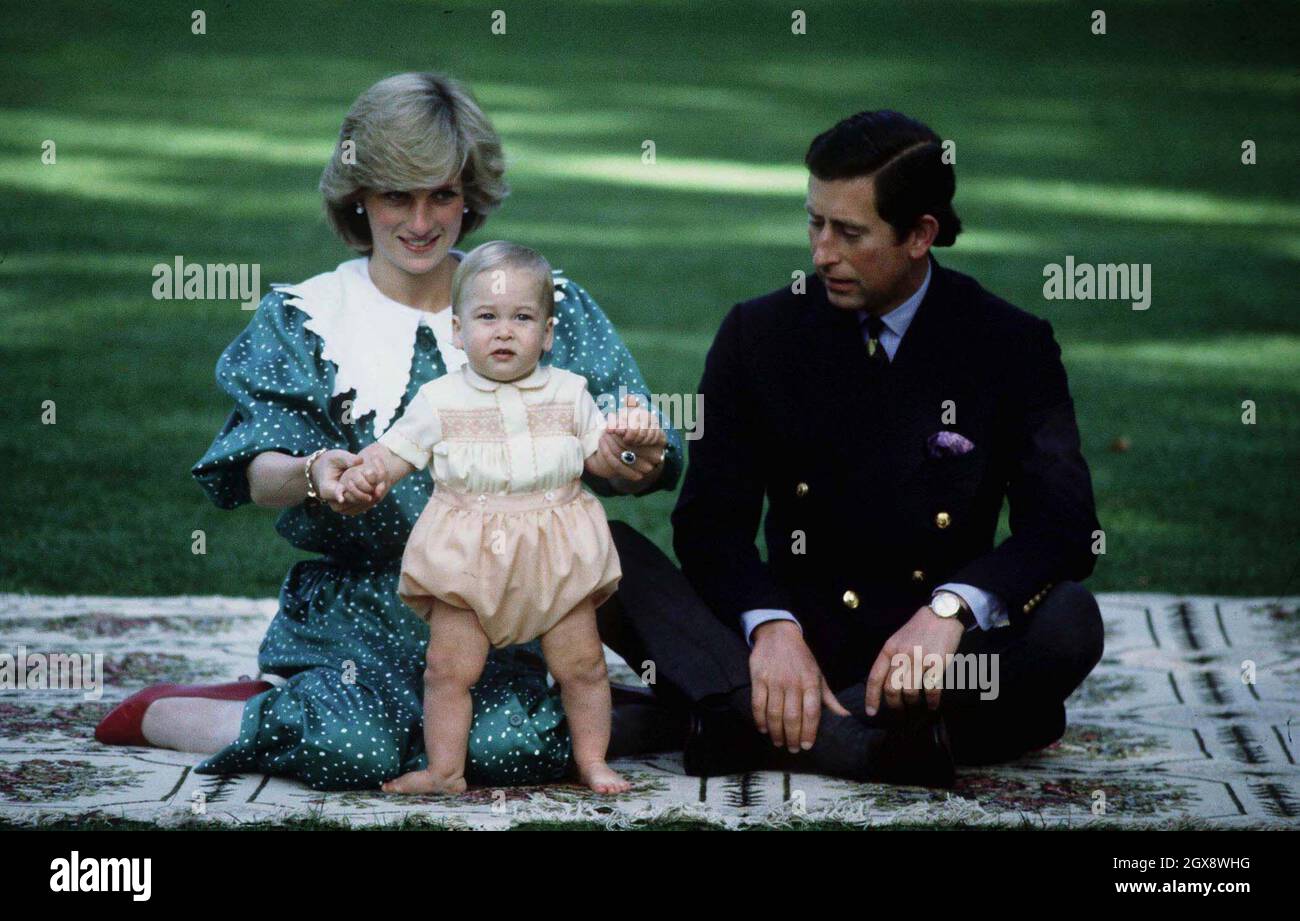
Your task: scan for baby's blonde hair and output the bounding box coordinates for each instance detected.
[452,241,556,319]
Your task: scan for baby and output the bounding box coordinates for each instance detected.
[341,241,659,795]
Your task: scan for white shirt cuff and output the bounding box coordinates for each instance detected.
[741,609,800,647]
[936,583,1009,631]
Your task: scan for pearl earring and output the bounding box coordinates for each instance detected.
[355,203,364,215]
[463,207,470,214]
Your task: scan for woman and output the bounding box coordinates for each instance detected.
[94,72,683,790]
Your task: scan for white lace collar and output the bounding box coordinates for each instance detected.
[276,257,468,439]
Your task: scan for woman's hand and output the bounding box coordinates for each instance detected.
[325,442,416,515]
[596,395,667,493]
[584,448,621,480]
[310,450,378,515]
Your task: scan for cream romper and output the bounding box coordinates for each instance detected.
[378,363,622,647]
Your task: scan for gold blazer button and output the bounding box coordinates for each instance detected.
[934,511,952,529]
[911,569,926,583]
[795,482,809,498]
[842,590,860,610]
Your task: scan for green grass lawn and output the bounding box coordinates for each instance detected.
[0,0,1296,598]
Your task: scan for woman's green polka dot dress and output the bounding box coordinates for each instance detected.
[191,264,682,791]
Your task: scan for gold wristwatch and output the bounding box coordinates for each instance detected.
[930,590,978,630]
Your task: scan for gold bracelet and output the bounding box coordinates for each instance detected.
[303,448,329,501]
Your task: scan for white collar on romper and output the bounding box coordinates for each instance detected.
[462,363,552,392]
[275,257,468,439]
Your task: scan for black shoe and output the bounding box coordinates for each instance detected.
[872,712,956,788]
[610,682,657,706]
[682,709,770,777]
[606,684,691,758]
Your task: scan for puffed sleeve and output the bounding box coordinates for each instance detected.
[574,382,607,457]
[377,387,442,470]
[547,278,685,496]
[192,290,346,509]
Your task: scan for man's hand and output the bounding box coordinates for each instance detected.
[749,620,850,752]
[864,606,966,717]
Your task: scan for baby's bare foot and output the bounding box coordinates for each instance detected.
[577,761,631,794]
[381,769,467,795]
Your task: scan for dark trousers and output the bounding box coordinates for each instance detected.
[599,521,1105,772]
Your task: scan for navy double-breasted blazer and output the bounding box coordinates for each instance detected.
[672,258,1101,674]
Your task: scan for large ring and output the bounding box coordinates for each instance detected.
[619,450,638,466]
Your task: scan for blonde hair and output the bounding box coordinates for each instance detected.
[452,241,555,319]
[319,72,509,252]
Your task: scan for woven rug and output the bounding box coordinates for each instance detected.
[0,592,1296,829]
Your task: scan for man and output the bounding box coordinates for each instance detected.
[661,110,1105,785]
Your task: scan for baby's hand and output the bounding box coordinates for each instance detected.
[339,463,382,505]
[606,404,661,447]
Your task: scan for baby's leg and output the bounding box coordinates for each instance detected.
[381,601,489,795]
[540,599,630,794]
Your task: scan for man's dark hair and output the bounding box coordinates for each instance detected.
[805,110,962,247]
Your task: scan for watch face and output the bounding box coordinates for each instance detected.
[932,593,960,617]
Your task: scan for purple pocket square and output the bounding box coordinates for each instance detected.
[926,431,976,458]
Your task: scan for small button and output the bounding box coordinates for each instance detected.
[795,482,809,498]
[544,491,555,502]
[842,590,860,610]
[911,569,926,583]
[477,495,487,504]
[508,714,524,728]
[934,511,951,529]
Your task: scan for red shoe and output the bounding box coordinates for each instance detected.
[93,678,274,747]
